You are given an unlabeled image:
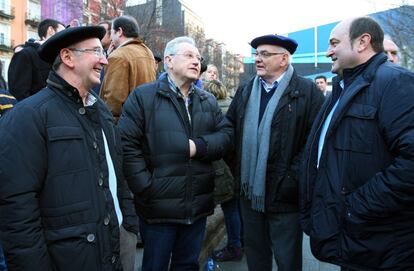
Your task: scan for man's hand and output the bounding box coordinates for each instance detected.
[189,139,197,157]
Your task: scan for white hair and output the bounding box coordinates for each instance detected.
[163,36,196,70]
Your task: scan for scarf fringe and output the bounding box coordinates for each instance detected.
[241,183,265,213]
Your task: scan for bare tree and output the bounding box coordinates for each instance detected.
[375,4,414,70]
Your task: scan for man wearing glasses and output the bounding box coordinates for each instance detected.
[117,36,232,271]
[0,26,129,270]
[100,15,156,121]
[226,34,324,271]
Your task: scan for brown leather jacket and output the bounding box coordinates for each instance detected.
[100,38,156,120]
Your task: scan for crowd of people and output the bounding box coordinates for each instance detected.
[0,14,413,271]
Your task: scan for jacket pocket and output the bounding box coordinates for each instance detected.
[334,103,377,154]
[47,126,87,174]
[44,223,99,271]
[41,200,93,229]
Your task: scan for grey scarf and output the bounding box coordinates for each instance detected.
[240,65,294,212]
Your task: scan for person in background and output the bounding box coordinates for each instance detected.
[226,34,324,271]
[0,25,129,270]
[301,17,414,270]
[100,15,156,121]
[196,60,208,89]
[383,35,400,64]
[314,75,328,96]
[7,18,65,101]
[205,64,219,81]
[204,78,244,262]
[117,36,232,271]
[92,20,112,95]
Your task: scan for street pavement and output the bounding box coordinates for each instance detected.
[134,234,340,271]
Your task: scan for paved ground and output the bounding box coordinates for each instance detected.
[134,234,340,271]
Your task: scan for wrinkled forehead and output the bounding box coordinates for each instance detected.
[256,44,284,52]
[176,42,199,54]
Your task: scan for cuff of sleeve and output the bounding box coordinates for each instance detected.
[193,138,207,159]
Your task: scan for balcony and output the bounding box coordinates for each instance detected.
[0,37,13,52]
[25,12,40,27]
[0,4,15,19]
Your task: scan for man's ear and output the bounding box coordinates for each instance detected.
[60,49,75,68]
[164,55,175,70]
[46,26,56,39]
[357,33,372,52]
[117,27,124,37]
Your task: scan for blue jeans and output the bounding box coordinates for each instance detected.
[0,243,7,271]
[221,198,242,247]
[140,217,206,271]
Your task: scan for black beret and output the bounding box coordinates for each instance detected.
[38,26,106,64]
[250,34,298,55]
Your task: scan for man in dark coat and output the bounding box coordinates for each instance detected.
[300,17,414,270]
[7,19,65,101]
[117,36,232,271]
[226,34,324,271]
[0,25,137,271]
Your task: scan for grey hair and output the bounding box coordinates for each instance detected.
[163,36,196,70]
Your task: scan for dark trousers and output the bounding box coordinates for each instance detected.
[140,217,206,271]
[221,198,242,247]
[240,199,302,271]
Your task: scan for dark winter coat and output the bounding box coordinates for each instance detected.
[300,53,414,270]
[0,71,135,271]
[117,73,233,224]
[7,41,51,101]
[227,71,324,213]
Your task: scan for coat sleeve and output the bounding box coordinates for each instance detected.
[0,106,53,270]
[346,71,414,220]
[117,91,153,198]
[197,96,233,161]
[289,81,325,180]
[7,50,33,101]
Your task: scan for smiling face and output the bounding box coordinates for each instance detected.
[254,44,289,84]
[326,20,360,76]
[166,42,201,85]
[70,38,108,91]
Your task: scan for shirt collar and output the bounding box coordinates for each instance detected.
[259,71,286,92]
[167,74,195,98]
[84,92,97,106]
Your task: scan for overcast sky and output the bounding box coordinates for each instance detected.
[182,0,412,55]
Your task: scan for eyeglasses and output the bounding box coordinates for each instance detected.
[170,52,204,62]
[68,47,106,58]
[253,51,286,59]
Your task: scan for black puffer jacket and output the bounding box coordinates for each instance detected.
[300,54,414,270]
[118,74,232,224]
[227,71,324,213]
[8,41,51,101]
[0,71,131,271]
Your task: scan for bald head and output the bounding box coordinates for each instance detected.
[383,37,399,64]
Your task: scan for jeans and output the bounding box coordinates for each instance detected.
[140,217,206,271]
[221,198,242,247]
[240,198,302,271]
[0,243,7,271]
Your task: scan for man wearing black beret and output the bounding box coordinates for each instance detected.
[226,34,325,271]
[0,26,133,270]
